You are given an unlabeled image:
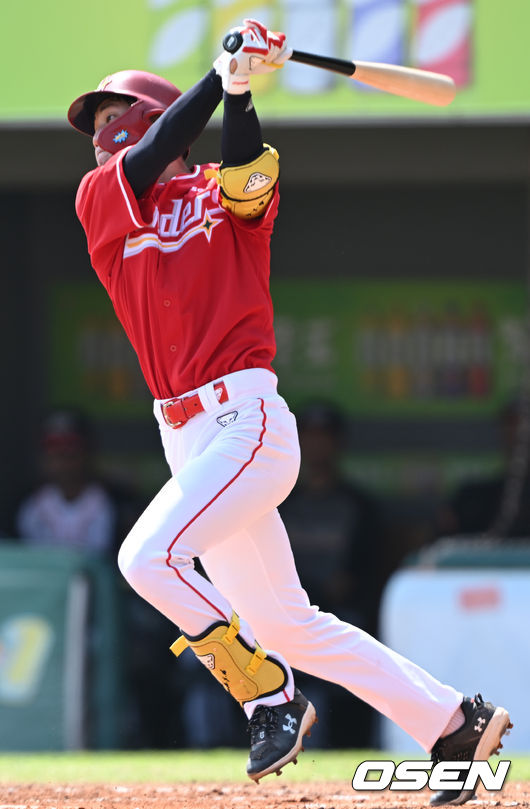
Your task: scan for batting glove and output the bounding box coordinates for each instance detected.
[214,18,292,95]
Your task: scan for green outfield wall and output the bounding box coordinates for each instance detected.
[0,546,123,750]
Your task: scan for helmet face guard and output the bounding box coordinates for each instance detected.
[67,69,182,154]
[95,99,165,154]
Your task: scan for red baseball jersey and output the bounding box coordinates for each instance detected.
[76,147,279,399]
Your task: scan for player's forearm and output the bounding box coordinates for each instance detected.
[221,91,264,166]
[123,69,223,197]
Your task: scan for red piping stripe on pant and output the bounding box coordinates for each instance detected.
[164,398,289,701]
[165,398,267,623]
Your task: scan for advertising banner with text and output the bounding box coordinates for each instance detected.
[49,278,525,495]
[4,0,529,122]
[50,278,526,419]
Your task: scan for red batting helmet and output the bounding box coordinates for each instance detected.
[67,69,182,154]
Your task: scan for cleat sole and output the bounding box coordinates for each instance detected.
[444,708,513,806]
[247,700,317,783]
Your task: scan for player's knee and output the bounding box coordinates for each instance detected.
[117,530,160,597]
[117,534,141,586]
[118,530,193,596]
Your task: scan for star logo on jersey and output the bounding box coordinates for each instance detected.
[113,129,129,144]
[199,211,222,242]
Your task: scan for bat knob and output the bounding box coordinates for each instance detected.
[223,31,243,53]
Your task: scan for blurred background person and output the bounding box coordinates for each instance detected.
[439,399,530,540]
[10,408,246,749]
[14,408,139,556]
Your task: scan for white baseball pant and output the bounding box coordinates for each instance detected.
[118,367,462,749]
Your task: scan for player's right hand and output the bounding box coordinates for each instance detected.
[214,19,291,95]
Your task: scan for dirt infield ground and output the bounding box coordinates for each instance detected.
[2,781,530,809]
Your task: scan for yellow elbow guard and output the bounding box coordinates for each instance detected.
[206,144,279,220]
[170,611,287,706]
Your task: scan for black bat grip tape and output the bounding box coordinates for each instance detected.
[223,32,243,53]
[290,50,356,76]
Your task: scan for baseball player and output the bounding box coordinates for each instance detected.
[68,19,511,803]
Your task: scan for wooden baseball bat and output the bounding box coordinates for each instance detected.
[289,50,456,107]
[222,33,456,107]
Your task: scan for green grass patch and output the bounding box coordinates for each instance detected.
[0,750,529,784]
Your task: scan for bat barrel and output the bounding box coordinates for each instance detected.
[352,60,456,107]
[289,51,456,107]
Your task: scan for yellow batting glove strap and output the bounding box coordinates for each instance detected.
[170,635,189,658]
[183,620,287,706]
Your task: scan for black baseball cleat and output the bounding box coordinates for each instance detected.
[246,688,317,783]
[429,693,512,807]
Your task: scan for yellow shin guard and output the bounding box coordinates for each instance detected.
[170,612,287,707]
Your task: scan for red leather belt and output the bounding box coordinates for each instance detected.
[161,381,228,429]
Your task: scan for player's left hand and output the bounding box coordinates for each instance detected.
[241,19,292,70]
[214,18,291,94]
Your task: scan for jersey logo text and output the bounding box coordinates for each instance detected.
[123,187,224,258]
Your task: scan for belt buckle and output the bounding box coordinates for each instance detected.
[162,398,187,429]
